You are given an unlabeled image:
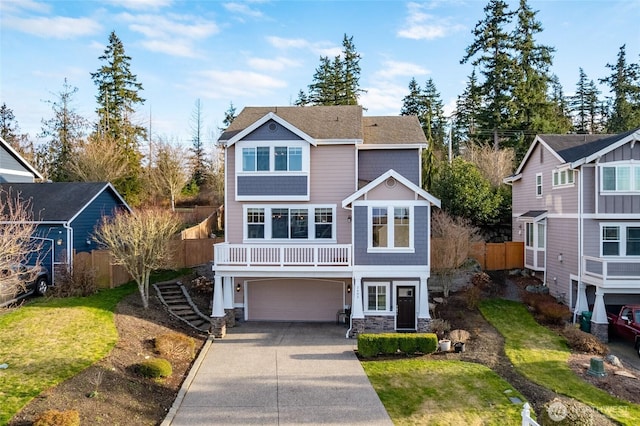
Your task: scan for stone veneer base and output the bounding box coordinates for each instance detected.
[591,322,609,343]
[210,316,227,338]
[349,318,365,338]
[417,318,431,332]
[225,309,235,328]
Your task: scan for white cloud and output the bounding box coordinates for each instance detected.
[120,12,219,57]
[0,0,51,14]
[193,69,288,98]
[374,61,430,80]
[397,2,465,40]
[266,36,340,57]
[247,57,301,72]
[3,16,101,39]
[106,0,173,11]
[223,2,264,19]
[360,82,407,115]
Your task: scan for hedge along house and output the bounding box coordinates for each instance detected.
[211,105,440,338]
[0,182,131,283]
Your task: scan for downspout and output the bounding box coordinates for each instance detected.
[64,223,73,272]
[574,167,583,323]
[346,145,358,339]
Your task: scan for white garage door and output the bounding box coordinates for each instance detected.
[247,279,343,322]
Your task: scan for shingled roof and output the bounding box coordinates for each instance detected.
[0,182,129,222]
[219,105,426,145]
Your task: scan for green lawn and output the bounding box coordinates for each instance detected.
[480,298,640,425]
[0,283,136,424]
[362,359,526,425]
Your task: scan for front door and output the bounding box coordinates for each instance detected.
[396,286,416,330]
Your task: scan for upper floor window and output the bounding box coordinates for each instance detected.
[535,173,542,197]
[239,142,307,173]
[370,206,413,252]
[244,205,334,241]
[601,224,640,256]
[552,169,575,187]
[601,163,640,193]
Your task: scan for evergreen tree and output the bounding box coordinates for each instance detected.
[548,75,573,133]
[189,99,209,187]
[453,70,483,150]
[461,0,517,149]
[400,78,423,117]
[91,31,146,204]
[38,78,88,181]
[0,103,33,161]
[569,68,601,133]
[303,34,364,106]
[600,44,640,132]
[221,101,237,130]
[400,78,446,146]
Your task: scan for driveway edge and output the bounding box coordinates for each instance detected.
[161,334,215,426]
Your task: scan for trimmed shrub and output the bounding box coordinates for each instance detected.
[561,325,608,355]
[33,409,80,426]
[357,333,438,358]
[155,332,196,361]
[136,357,172,378]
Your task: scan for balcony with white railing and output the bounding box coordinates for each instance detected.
[583,255,640,288]
[214,243,352,269]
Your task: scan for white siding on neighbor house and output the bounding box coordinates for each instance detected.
[246,278,346,321]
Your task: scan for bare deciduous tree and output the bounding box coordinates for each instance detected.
[93,209,180,309]
[69,133,129,183]
[431,210,481,297]
[462,144,515,187]
[0,189,42,304]
[149,140,189,211]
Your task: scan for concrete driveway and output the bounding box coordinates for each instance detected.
[163,322,392,425]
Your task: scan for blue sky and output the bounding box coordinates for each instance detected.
[1,0,638,146]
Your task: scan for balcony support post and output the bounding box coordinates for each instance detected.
[591,288,609,342]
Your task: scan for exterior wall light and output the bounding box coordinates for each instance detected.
[236,283,241,292]
[347,284,352,293]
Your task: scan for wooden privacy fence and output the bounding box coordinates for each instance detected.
[73,238,220,289]
[431,239,524,271]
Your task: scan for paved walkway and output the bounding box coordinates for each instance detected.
[163,322,393,425]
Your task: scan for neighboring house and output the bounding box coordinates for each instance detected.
[0,182,131,283]
[211,105,440,338]
[0,136,43,182]
[505,127,640,341]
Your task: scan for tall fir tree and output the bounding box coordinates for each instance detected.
[300,34,364,106]
[38,78,88,181]
[221,101,237,130]
[189,99,209,187]
[569,68,601,134]
[453,69,483,150]
[91,31,146,204]
[400,78,446,146]
[600,44,640,132]
[461,0,517,149]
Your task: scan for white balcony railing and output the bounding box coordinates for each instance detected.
[214,243,351,267]
[583,255,640,281]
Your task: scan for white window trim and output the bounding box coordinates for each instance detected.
[535,173,543,198]
[242,204,336,243]
[367,205,415,253]
[364,281,392,314]
[599,161,640,194]
[552,169,575,188]
[600,222,640,257]
[236,139,309,174]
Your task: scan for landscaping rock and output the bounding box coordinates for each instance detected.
[613,370,636,379]
[605,354,623,368]
[525,284,549,294]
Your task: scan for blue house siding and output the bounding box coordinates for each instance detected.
[243,120,302,141]
[70,189,124,253]
[31,225,66,266]
[352,205,429,266]
[358,150,420,186]
[237,175,308,197]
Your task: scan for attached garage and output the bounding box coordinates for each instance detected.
[246,278,345,322]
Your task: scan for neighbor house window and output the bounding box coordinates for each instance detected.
[552,169,575,187]
[602,226,620,256]
[535,173,543,197]
[366,282,390,312]
[599,224,640,256]
[239,143,306,173]
[290,209,308,239]
[601,163,640,192]
[275,146,302,171]
[525,221,545,249]
[370,206,412,250]
[314,208,333,239]
[242,147,270,172]
[627,227,640,256]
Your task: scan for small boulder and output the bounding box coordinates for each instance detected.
[605,354,623,368]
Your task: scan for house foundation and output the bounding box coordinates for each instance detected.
[224,309,235,328]
[349,318,365,338]
[418,318,431,332]
[591,322,609,343]
[209,317,227,338]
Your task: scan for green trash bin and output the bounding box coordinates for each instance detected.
[580,311,592,333]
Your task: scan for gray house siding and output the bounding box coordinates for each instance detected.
[352,205,428,266]
[597,144,640,214]
[358,150,420,186]
[243,120,302,141]
[545,217,579,304]
[70,189,125,253]
[0,146,35,182]
[237,175,308,197]
[0,174,33,183]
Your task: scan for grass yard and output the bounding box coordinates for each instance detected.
[362,359,526,425]
[480,298,640,425]
[0,283,136,424]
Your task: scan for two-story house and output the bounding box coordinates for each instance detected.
[1,136,43,182]
[506,128,640,341]
[210,105,440,338]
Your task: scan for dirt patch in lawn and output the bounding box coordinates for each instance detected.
[8,270,640,425]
